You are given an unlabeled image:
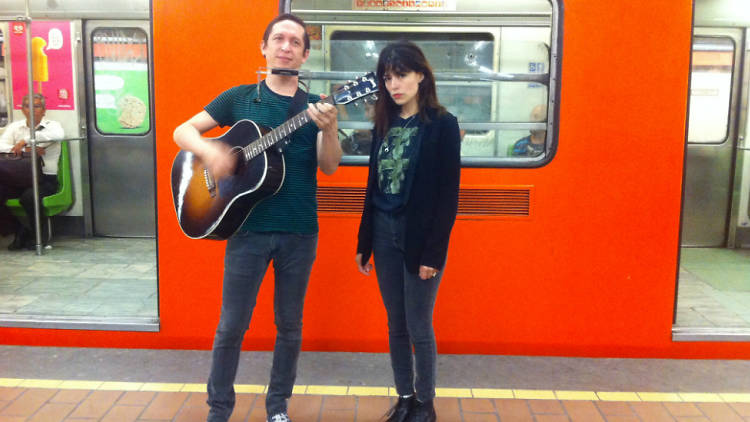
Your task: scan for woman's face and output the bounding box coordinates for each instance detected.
[383,69,424,114]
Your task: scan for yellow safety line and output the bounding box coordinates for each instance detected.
[1,378,749,402]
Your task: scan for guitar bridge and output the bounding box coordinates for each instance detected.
[204,168,217,197]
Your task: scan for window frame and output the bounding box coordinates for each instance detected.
[288,0,563,168]
[687,35,736,145]
[90,26,153,137]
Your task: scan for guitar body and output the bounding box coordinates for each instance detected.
[170,72,378,240]
[171,119,285,239]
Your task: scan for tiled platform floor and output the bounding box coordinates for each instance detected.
[675,248,750,328]
[0,236,157,319]
[2,387,750,422]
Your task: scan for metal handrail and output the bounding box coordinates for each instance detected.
[260,69,550,84]
[338,121,547,130]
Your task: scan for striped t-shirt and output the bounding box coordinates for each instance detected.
[205,82,321,234]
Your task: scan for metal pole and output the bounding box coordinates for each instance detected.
[24,0,43,255]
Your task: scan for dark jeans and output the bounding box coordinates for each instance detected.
[207,231,317,421]
[0,173,58,238]
[372,210,442,403]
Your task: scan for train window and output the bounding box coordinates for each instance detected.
[91,28,151,135]
[0,28,8,128]
[293,0,560,167]
[687,37,734,144]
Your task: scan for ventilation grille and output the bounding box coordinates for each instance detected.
[317,187,367,214]
[318,186,531,217]
[457,188,530,216]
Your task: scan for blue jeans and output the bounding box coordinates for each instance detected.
[372,210,442,403]
[207,231,317,421]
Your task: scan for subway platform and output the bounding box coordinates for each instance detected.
[1,346,750,421]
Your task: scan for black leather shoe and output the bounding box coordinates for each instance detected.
[7,235,24,251]
[408,400,436,422]
[7,228,27,251]
[385,395,415,422]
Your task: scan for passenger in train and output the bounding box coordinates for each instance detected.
[355,40,461,422]
[510,104,547,157]
[341,101,375,155]
[172,13,340,422]
[0,93,63,250]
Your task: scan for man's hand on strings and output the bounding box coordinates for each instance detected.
[202,141,237,182]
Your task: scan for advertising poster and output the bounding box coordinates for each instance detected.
[92,28,151,134]
[10,21,74,110]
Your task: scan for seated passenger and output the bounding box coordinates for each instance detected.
[341,102,375,156]
[0,93,64,250]
[511,104,547,157]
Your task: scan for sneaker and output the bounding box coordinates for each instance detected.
[385,395,415,422]
[407,399,436,422]
[267,412,291,422]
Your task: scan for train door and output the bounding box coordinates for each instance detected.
[83,21,154,237]
[681,29,743,247]
[735,29,750,247]
[674,27,750,339]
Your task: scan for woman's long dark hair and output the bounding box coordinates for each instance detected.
[374,40,446,139]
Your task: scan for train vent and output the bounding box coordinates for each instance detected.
[457,187,530,217]
[317,186,531,217]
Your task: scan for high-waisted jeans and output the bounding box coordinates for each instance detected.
[372,210,442,403]
[206,231,317,421]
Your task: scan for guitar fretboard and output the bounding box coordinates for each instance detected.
[241,96,335,161]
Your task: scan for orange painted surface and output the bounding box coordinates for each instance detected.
[3,0,750,358]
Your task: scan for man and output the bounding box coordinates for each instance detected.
[172,14,340,422]
[511,104,547,157]
[0,93,64,250]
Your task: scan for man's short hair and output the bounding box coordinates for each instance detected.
[262,13,310,52]
[22,93,46,109]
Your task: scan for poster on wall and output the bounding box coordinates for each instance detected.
[92,28,151,135]
[10,21,74,110]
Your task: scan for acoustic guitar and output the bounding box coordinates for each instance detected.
[171,73,378,239]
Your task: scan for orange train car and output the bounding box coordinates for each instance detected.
[1,0,750,359]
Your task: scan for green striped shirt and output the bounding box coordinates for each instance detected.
[205,82,321,234]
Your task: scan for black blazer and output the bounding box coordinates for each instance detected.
[356,108,461,274]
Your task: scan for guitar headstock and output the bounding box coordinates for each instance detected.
[332,72,378,105]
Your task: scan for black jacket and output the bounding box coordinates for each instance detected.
[356,108,461,274]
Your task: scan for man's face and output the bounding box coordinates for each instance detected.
[22,98,45,125]
[260,19,309,70]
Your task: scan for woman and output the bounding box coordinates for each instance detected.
[355,41,461,422]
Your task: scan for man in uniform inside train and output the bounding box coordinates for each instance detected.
[0,93,64,250]
[511,104,546,157]
[172,13,340,422]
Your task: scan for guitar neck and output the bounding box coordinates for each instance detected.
[241,95,335,160]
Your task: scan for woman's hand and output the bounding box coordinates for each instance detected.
[419,265,439,280]
[356,253,373,276]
